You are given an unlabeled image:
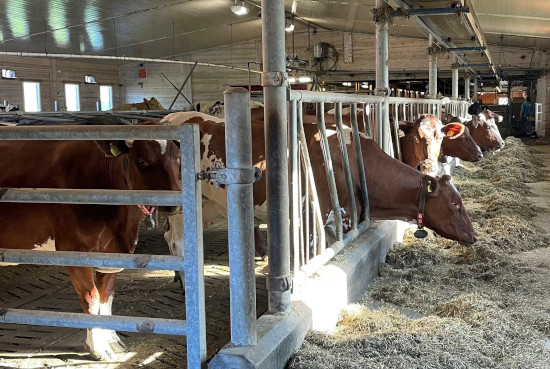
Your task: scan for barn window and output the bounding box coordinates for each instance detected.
[22,81,41,112]
[100,85,113,110]
[65,83,80,111]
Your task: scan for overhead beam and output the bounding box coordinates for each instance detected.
[387,0,476,76]
[446,46,487,51]
[393,6,469,17]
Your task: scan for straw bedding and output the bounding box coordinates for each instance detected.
[288,137,550,369]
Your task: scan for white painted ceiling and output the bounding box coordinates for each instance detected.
[0,0,548,78]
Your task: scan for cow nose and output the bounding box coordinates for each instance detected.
[477,153,483,160]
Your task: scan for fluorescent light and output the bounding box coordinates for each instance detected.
[231,1,248,16]
[288,76,296,83]
[342,82,352,87]
[298,76,312,83]
[284,23,295,32]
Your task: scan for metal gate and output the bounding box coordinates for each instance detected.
[0,123,207,368]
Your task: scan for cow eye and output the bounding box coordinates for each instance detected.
[136,159,148,167]
[453,201,461,208]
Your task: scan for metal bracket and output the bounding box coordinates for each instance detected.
[268,275,293,292]
[198,167,262,187]
[262,71,288,87]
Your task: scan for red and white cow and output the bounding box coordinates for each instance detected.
[159,112,475,269]
[0,121,181,360]
[446,114,505,151]
[399,114,444,175]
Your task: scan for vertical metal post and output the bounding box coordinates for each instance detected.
[289,99,300,288]
[452,55,459,99]
[375,0,391,154]
[334,103,357,230]
[429,35,438,98]
[316,103,343,241]
[350,103,370,222]
[180,124,207,368]
[261,0,291,313]
[224,87,257,345]
[464,74,471,101]
[473,78,478,102]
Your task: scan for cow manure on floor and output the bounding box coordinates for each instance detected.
[288,137,550,369]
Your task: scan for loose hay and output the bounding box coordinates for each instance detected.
[289,137,550,369]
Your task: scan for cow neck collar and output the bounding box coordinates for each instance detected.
[414,177,430,238]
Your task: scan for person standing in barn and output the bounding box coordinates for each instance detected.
[519,96,535,137]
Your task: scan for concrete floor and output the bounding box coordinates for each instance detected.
[0,224,269,368]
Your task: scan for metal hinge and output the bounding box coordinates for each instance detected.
[198,167,262,188]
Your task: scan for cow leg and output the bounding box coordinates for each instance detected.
[66,266,123,361]
[254,226,268,260]
[165,214,185,288]
[93,271,127,354]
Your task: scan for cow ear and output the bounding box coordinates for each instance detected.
[423,174,440,196]
[95,140,131,157]
[441,123,465,139]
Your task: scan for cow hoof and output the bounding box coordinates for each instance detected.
[86,329,127,361]
[173,271,185,289]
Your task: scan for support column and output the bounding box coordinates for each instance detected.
[373,0,391,155]
[428,35,439,99]
[224,87,257,346]
[261,0,291,314]
[464,74,471,101]
[473,78,479,101]
[452,55,459,99]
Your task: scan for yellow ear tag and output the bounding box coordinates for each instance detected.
[428,181,433,193]
[447,131,455,137]
[110,143,122,157]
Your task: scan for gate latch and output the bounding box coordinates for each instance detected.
[198,167,262,188]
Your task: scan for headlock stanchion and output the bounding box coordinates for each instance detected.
[0,123,207,369]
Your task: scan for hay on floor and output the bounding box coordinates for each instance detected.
[289,136,550,369]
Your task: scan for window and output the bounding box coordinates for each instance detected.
[65,83,80,111]
[22,82,41,112]
[100,85,113,111]
[2,69,16,79]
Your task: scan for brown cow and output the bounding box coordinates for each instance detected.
[160,112,475,264]
[398,115,444,175]
[440,122,483,162]
[401,118,482,173]
[447,114,504,150]
[113,97,166,110]
[0,121,181,360]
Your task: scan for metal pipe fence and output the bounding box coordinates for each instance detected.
[287,91,459,288]
[0,123,207,368]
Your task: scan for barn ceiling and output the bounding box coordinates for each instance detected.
[0,0,548,79]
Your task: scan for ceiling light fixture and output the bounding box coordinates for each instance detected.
[231,0,248,16]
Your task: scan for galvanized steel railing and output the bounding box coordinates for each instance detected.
[0,124,207,368]
[288,91,458,287]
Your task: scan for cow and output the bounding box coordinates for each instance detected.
[192,100,264,118]
[0,121,181,361]
[113,97,166,110]
[447,114,504,151]
[398,114,444,176]
[478,108,505,149]
[159,112,475,273]
[440,122,483,162]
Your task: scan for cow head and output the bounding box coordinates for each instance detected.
[466,115,504,150]
[95,121,182,214]
[441,122,483,162]
[422,174,475,245]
